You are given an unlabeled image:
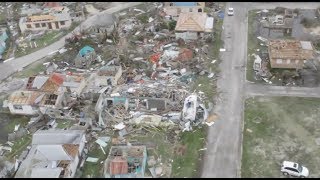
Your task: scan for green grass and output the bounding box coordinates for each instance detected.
[15,31,65,58]
[172,127,207,178]
[6,134,32,160]
[192,76,217,102]
[81,143,110,178]
[191,16,223,105]
[130,127,207,178]
[132,130,174,165]
[15,21,80,58]
[13,59,46,78]
[4,115,29,133]
[246,10,261,83]
[55,120,73,129]
[242,96,320,178]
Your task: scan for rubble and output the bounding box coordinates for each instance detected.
[2,2,221,178]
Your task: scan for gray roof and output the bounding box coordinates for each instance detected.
[147,99,166,111]
[32,129,85,145]
[91,13,115,28]
[31,168,62,178]
[37,145,72,160]
[32,76,49,89]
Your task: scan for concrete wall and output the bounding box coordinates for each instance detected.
[163,2,205,18]
[8,104,38,115]
[270,58,305,69]
[19,17,72,33]
[67,155,79,178]
[112,66,122,86]
[175,31,199,41]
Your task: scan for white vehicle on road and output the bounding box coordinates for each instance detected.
[281,161,309,178]
[227,7,234,16]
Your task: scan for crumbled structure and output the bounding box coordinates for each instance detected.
[163,2,205,20]
[268,39,315,69]
[7,73,66,115]
[74,46,96,68]
[104,146,147,178]
[261,8,294,35]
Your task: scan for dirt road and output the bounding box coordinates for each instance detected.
[0,2,142,82]
[202,2,320,178]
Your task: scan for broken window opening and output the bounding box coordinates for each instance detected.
[13,105,23,110]
[44,94,58,105]
[198,8,202,12]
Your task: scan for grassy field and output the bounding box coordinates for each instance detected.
[81,142,110,178]
[192,14,224,104]
[13,58,46,78]
[15,31,66,58]
[246,10,262,83]
[242,96,320,178]
[131,127,207,178]
[15,21,80,58]
[171,127,207,177]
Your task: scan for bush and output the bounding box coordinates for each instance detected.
[168,21,177,31]
[274,7,286,14]
[137,14,148,24]
[300,17,314,28]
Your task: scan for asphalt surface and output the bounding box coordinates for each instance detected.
[0,2,142,82]
[201,2,320,178]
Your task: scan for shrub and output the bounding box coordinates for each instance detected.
[168,21,177,31]
[300,17,314,28]
[137,14,148,24]
[274,7,286,14]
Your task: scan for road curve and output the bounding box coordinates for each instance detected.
[0,2,142,82]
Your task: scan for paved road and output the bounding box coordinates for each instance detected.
[246,83,320,98]
[201,2,248,178]
[0,2,142,82]
[202,2,320,178]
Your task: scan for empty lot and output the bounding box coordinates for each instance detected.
[242,96,320,178]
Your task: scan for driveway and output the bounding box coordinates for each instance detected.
[201,2,320,178]
[0,2,142,82]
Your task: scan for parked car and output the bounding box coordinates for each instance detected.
[281,161,309,178]
[227,7,234,16]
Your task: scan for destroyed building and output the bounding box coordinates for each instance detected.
[175,12,214,41]
[7,73,66,115]
[15,129,86,178]
[261,8,294,35]
[75,46,96,68]
[104,146,147,178]
[83,65,123,94]
[85,13,117,36]
[268,39,315,69]
[163,2,205,20]
[19,6,72,33]
[62,73,88,97]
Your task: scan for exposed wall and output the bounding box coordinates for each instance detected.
[19,17,72,33]
[175,31,200,41]
[8,104,38,115]
[163,2,205,18]
[270,58,305,69]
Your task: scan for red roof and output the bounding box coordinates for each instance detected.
[43,2,62,8]
[50,73,64,86]
[109,157,128,175]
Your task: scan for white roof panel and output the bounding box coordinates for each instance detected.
[300,41,313,50]
[205,17,214,29]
